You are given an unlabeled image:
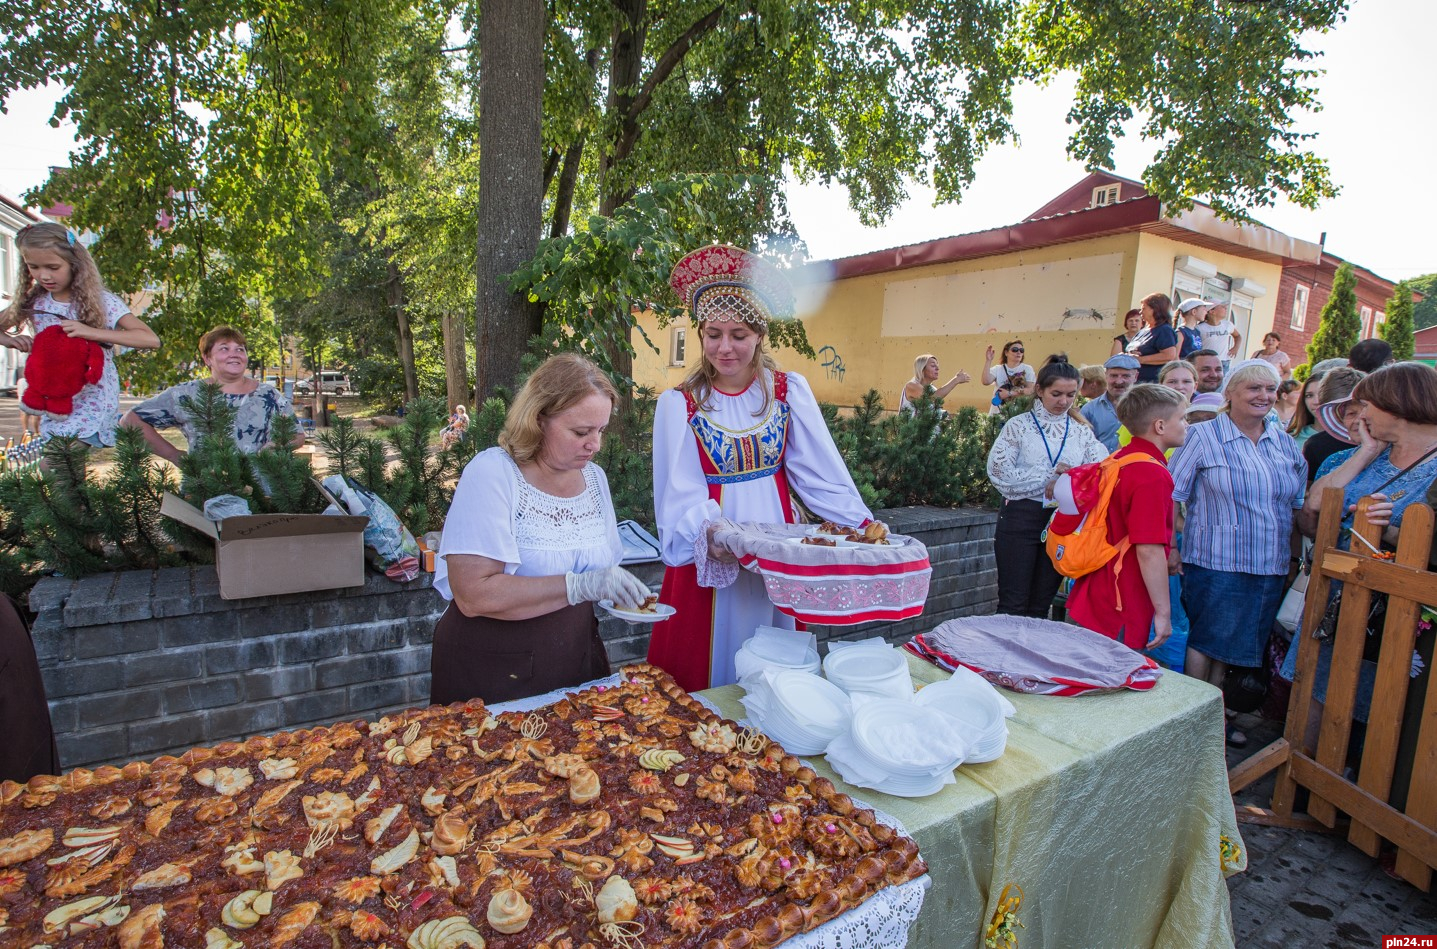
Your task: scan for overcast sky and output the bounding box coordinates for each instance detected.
[2,0,1431,281]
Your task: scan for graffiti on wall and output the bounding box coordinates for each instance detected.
[817,345,846,381]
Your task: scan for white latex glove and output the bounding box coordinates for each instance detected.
[565,566,652,608]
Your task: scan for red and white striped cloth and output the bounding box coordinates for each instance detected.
[906,615,1163,695]
[710,520,931,626]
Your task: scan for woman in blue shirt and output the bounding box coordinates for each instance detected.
[1127,292,1180,383]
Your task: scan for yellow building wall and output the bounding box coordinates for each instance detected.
[634,230,1285,409]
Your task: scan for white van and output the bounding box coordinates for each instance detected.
[295,371,352,396]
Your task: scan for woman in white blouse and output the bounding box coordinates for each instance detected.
[648,245,872,692]
[432,354,650,704]
[986,355,1107,617]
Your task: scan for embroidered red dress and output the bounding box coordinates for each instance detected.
[647,369,872,691]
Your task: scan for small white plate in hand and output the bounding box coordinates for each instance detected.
[600,600,677,623]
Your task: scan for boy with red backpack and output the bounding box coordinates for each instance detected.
[1055,385,1189,650]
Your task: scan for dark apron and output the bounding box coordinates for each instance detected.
[0,594,61,782]
[429,600,611,706]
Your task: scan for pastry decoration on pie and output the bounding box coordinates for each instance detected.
[0,664,924,947]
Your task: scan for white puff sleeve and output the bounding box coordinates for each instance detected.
[434,448,520,598]
[653,388,720,568]
[782,372,873,526]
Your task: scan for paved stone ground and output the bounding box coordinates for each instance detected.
[1226,711,1437,946]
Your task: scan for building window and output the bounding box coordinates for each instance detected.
[1361,306,1373,337]
[1290,284,1310,330]
[669,326,687,367]
[1375,310,1386,332]
[1090,184,1120,208]
[0,235,11,297]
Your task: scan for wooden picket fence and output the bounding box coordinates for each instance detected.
[1229,487,1437,890]
[2,433,43,473]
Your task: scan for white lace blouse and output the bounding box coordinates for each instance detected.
[985,402,1107,502]
[435,447,623,599]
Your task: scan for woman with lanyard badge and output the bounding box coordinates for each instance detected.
[986,355,1107,617]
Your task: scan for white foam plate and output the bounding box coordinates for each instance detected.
[853,701,964,776]
[770,671,851,731]
[824,644,908,683]
[600,600,676,623]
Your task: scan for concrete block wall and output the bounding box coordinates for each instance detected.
[29,506,996,770]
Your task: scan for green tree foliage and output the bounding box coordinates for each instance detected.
[511,174,814,379]
[0,431,186,593]
[1409,273,1437,331]
[174,384,262,507]
[3,0,1348,399]
[1381,280,1416,362]
[1306,261,1361,366]
[824,391,1002,510]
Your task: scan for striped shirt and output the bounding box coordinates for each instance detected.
[1170,413,1307,575]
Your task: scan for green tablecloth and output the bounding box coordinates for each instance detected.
[699,654,1244,949]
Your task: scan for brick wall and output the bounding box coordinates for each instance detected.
[28,506,996,771]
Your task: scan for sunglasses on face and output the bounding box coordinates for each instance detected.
[1008,348,1024,354]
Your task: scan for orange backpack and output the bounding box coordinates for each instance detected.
[1043,453,1162,583]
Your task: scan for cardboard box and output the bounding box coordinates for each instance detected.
[161,484,370,599]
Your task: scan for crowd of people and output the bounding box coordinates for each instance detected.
[972,297,1436,749]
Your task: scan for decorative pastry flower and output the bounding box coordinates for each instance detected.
[0,827,53,867]
[309,767,344,784]
[487,887,533,934]
[632,876,672,904]
[665,899,704,935]
[350,909,391,942]
[333,876,382,904]
[688,722,738,754]
[627,771,662,795]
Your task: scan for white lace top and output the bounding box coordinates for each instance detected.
[985,402,1107,502]
[434,446,623,599]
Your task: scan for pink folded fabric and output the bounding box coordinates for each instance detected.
[906,615,1163,695]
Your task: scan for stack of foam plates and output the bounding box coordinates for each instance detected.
[914,675,1009,763]
[823,643,913,699]
[839,699,971,797]
[734,634,821,682]
[742,671,850,756]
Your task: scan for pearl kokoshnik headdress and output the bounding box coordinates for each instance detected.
[669,245,795,327]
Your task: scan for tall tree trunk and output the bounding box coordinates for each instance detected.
[474,0,545,400]
[549,139,585,238]
[386,257,419,402]
[441,310,469,411]
[596,0,646,217]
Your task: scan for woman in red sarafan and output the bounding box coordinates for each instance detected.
[647,246,871,692]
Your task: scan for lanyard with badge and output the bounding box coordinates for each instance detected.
[1030,410,1069,508]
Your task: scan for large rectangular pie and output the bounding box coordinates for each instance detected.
[0,664,925,948]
